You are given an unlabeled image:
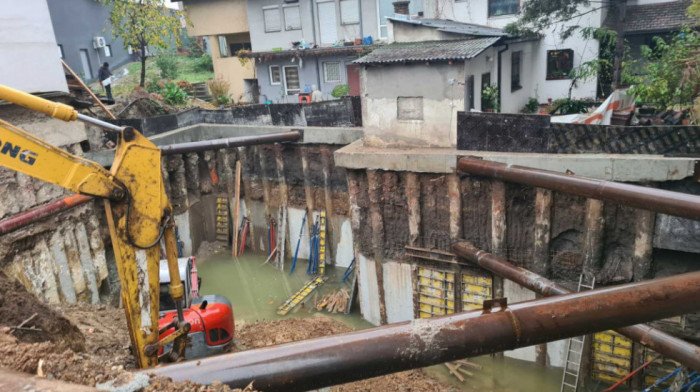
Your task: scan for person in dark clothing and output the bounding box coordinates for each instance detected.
[98,62,113,100]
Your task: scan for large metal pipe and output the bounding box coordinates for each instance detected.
[144,271,700,391]
[452,241,700,371]
[457,157,700,220]
[159,131,302,156]
[0,194,93,236]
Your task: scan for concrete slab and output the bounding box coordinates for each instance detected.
[382,261,414,323]
[358,253,382,326]
[334,140,697,182]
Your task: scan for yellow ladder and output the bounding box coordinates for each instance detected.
[319,210,327,275]
[277,276,327,316]
[215,197,229,242]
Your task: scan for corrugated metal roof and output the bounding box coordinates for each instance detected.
[354,37,501,64]
[387,17,507,37]
[612,0,699,34]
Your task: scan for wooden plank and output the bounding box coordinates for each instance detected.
[61,60,115,120]
[444,363,465,382]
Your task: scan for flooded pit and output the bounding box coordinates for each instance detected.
[196,250,621,392]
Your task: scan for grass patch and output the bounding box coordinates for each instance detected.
[101,55,215,98]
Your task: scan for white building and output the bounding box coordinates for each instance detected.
[0,0,68,93]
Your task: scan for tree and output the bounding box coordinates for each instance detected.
[629,28,700,109]
[506,0,628,89]
[101,0,189,87]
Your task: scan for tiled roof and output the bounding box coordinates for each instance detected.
[239,45,379,61]
[387,17,507,37]
[353,37,501,64]
[617,0,698,34]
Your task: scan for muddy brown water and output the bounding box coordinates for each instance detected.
[197,252,619,392]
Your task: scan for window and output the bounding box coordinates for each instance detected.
[284,5,301,30]
[323,62,341,83]
[546,49,574,80]
[377,0,393,39]
[481,72,491,110]
[283,65,300,94]
[58,44,64,59]
[466,75,475,110]
[104,45,112,57]
[397,97,423,120]
[340,0,360,24]
[229,42,251,55]
[488,0,519,17]
[263,6,282,32]
[511,51,522,91]
[269,65,281,85]
[218,36,229,57]
[318,1,338,44]
[209,328,220,342]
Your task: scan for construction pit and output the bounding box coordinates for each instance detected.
[1,99,700,392]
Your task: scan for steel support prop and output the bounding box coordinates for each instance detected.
[452,241,700,371]
[456,157,700,220]
[159,131,302,156]
[0,194,93,236]
[144,271,700,391]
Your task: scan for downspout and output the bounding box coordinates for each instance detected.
[310,1,322,90]
[497,42,508,112]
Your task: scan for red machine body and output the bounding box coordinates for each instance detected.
[159,295,235,359]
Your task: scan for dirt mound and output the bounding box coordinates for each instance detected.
[235,315,456,392]
[0,271,85,352]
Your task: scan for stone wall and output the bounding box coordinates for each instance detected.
[113,97,362,137]
[457,112,700,154]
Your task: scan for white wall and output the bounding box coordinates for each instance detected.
[361,62,465,147]
[0,0,68,93]
[498,40,538,113]
[425,0,601,104]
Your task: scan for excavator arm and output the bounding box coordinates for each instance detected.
[0,85,188,368]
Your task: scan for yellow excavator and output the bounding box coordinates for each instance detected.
[0,84,188,368]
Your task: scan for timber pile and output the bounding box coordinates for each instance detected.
[315,289,350,313]
[444,360,483,382]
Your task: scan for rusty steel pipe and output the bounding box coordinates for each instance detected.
[0,194,93,236]
[457,157,700,220]
[159,131,302,156]
[144,271,700,391]
[452,241,700,371]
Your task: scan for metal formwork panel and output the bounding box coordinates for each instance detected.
[417,267,454,318]
[461,273,492,311]
[592,331,633,384]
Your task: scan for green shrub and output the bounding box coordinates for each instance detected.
[196,54,214,72]
[552,98,595,115]
[207,78,232,105]
[156,54,179,80]
[146,76,163,93]
[163,81,188,105]
[331,84,350,98]
[482,84,500,112]
[524,97,539,113]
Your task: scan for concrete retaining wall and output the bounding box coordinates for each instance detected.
[112,97,362,137]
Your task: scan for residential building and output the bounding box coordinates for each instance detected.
[0,0,67,93]
[243,0,386,103]
[356,2,539,147]
[180,0,256,102]
[48,0,137,83]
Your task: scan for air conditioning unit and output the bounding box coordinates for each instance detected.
[93,36,106,48]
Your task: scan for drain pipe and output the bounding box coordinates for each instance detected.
[496,43,508,111]
[452,241,700,371]
[457,157,700,220]
[143,271,700,391]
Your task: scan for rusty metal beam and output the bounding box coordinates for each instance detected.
[159,131,302,156]
[144,270,700,391]
[452,241,700,371]
[0,194,93,236]
[456,157,700,220]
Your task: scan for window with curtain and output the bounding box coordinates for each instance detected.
[488,0,519,17]
[269,65,281,85]
[340,0,360,24]
[283,66,300,94]
[284,5,301,30]
[264,7,282,32]
[218,36,229,57]
[324,62,341,83]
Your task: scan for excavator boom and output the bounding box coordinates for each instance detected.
[0,85,186,368]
